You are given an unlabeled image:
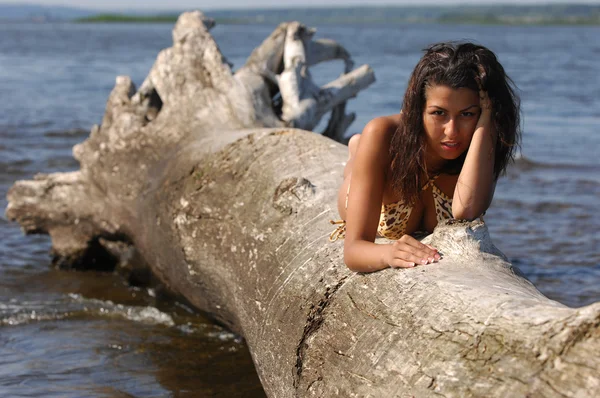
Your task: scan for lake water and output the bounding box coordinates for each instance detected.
[1,19,599,396]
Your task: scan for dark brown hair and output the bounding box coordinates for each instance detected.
[389,41,521,203]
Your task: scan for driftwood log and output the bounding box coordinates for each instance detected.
[6,11,600,398]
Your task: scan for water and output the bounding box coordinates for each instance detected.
[1,19,599,396]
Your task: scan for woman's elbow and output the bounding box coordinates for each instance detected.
[452,194,492,221]
[452,209,478,221]
[452,203,487,221]
[343,240,369,272]
[343,248,360,272]
[344,262,360,272]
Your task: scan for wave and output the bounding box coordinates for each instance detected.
[512,152,600,173]
[0,121,53,132]
[0,294,174,328]
[44,128,89,138]
[512,152,540,170]
[0,294,241,342]
[492,198,577,213]
[0,158,34,175]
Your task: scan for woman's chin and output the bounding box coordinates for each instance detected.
[437,145,467,161]
[426,146,466,166]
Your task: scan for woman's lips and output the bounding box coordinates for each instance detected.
[441,141,460,151]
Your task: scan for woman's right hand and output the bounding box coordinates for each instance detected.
[383,235,441,268]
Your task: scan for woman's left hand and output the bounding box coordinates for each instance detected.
[477,88,497,145]
[476,80,492,121]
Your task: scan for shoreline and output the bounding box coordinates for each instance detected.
[73,13,600,26]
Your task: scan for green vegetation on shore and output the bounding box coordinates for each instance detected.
[437,14,600,26]
[75,14,252,24]
[74,4,600,26]
[76,14,178,23]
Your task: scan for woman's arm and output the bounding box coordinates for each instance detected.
[343,118,439,272]
[452,90,498,220]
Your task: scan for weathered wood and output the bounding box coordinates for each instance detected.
[5,11,599,398]
[277,22,372,139]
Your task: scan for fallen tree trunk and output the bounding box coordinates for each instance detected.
[6,11,600,398]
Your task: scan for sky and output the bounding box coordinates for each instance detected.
[4,0,600,11]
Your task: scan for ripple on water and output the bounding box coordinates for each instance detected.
[0,295,264,397]
[43,128,89,138]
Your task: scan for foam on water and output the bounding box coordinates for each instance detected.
[0,293,243,345]
[0,294,175,327]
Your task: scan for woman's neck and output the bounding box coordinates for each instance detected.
[424,150,448,176]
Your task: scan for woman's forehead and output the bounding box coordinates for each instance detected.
[424,85,479,105]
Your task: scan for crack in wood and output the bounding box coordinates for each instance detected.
[294,275,349,393]
[347,292,402,327]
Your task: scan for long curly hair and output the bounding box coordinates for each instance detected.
[389,42,521,204]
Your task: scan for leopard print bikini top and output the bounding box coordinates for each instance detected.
[329,175,453,242]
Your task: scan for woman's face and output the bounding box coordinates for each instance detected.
[422,84,481,167]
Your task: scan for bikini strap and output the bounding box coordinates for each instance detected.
[421,174,440,191]
[329,219,346,242]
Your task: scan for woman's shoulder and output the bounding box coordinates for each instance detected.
[359,114,401,147]
[352,114,401,169]
[362,114,401,136]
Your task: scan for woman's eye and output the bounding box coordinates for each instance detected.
[462,111,475,117]
[431,110,444,116]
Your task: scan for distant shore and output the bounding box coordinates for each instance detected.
[75,14,178,23]
[75,14,248,24]
[75,13,600,26]
[4,3,600,25]
[437,15,600,26]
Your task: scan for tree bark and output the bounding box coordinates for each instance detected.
[6,11,600,398]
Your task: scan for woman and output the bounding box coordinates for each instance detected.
[330,42,521,273]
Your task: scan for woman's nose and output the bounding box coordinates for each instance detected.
[444,118,459,137]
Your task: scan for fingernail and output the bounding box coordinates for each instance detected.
[434,254,441,260]
[408,262,415,267]
[421,259,428,265]
[428,257,434,263]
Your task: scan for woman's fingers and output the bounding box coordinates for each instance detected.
[398,235,440,262]
[389,258,417,268]
[424,244,438,252]
[477,91,493,136]
[385,235,444,269]
[479,89,492,110]
[475,65,491,112]
[395,249,433,266]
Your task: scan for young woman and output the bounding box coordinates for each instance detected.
[330,42,521,273]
